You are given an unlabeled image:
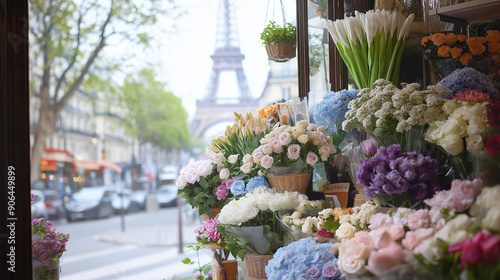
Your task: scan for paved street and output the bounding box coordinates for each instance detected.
[51,206,212,280]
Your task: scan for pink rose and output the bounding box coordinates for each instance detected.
[215,185,228,201]
[272,140,283,153]
[368,213,393,230]
[278,132,291,146]
[306,152,319,165]
[319,145,331,155]
[252,151,264,163]
[407,209,431,231]
[387,224,405,241]
[366,242,404,276]
[370,229,392,250]
[260,155,274,169]
[435,218,446,231]
[287,144,301,160]
[262,144,273,155]
[402,231,419,250]
[352,231,374,259]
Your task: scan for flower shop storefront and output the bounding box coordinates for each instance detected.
[176,1,500,280]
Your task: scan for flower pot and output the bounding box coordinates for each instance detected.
[245,254,273,280]
[266,172,311,194]
[33,258,59,280]
[265,42,296,62]
[212,259,237,280]
[201,206,221,221]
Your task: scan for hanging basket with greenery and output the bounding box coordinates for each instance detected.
[261,21,296,62]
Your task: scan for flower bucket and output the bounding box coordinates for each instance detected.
[245,254,273,280]
[265,42,296,62]
[266,172,311,194]
[212,259,237,280]
[33,258,59,280]
[201,206,221,221]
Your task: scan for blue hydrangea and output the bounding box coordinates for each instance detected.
[314,89,359,134]
[230,180,246,196]
[246,176,270,193]
[437,67,499,101]
[265,238,342,280]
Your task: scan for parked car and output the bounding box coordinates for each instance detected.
[111,189,142,213]
[64,187,114,221]
[130,190,148,210]
[43,190,64,220]
[31,190,48,219]
[157,184,178,207]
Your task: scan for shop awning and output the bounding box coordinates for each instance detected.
[100,160,122,173]
[76,160,100,171]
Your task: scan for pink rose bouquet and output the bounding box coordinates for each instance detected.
[196,218,224,247]
[176,159,233,216]
[254,120,336,175]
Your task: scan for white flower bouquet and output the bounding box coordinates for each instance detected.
[217,186,308,259]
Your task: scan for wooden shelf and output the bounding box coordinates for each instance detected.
[429,0,500,23]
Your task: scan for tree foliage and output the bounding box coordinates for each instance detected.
[29,0,180,183]
[119,68,191,149]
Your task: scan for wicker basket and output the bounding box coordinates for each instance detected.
[265,42,296,62]
[201,206,221,221]
[199,242,224,250]
[266,172,311,194]
[245,254,273,280]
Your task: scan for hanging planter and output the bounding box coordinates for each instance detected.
[261,21,296,62]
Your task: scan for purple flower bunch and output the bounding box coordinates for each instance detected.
[437,67,499,101]
[215,179,234,200]
[196,218,222,244]
[266,238,342,280]
[31,218,69,266]
[356,144,447,207]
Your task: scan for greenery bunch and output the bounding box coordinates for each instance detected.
[260,21,296,46]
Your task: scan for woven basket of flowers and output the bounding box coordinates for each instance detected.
[245,254,273,280]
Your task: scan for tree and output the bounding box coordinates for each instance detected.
[29,0,180,184]
[118,68,191,152]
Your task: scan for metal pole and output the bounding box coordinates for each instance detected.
[177,196,183,254]
[120,191,125,232]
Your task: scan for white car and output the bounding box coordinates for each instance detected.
[31,190,48,219]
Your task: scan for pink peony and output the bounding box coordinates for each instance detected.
[260,155,274,169]
[278,132,291,145]
[366,242,404,276]
[287,144,301,160]
[215,185,228,200]
[407,209,431,231]
[306,152,319,165]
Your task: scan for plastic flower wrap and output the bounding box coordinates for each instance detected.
[208,112,271,179]
[342,79,448,150]
[176,159,232,216]
[437,67,499,102]
[326,10,414,88]
[32,218,69,278]
[217,186,308,259]
[356,144,449,208]
[266,238,342,280]
[254,120,336,176]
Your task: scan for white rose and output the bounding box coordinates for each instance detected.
[290,211,302,219]
[297,134,309,144]
[420,238,444,264]
[439,119,460,135]
[336,223,356,242]
[242,154,253,164]
[466,135,483,152]
[239,162,252,174]
[228,154,239,164]
[302,218,314,235]
[244,207,259,221]
[443,100,459,115]
[257,170,264,176]
[483,207,500,232]
[438,133,463,156]
[435,214,473,245]
[338,250,367,275]
[219,168,230,180]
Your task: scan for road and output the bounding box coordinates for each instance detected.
[51,206,212,280]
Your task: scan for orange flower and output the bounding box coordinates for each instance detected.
[444,33,458,45]
[438,45,452,57]
[486,30,500,43]
[467,38,486,55]
[450,47,463,59]
[421,35,430,47]
[257,105,277,119]
[488,42,500,54]
[430,33,446,46]
[457,34,466,42]
[460,53,473,66]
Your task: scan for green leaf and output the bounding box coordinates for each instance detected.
[199,177,209,189]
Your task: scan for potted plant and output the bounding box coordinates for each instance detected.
[260,21,296,62]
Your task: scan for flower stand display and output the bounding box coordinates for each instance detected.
[266,172,311,194]
[244,254,273,280]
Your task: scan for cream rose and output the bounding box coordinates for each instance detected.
[262,144,273,155]
[336,223,356,242]
[483,207,500,232]
[240,162,252,174]
[306,152,319,165]
[260,155,274,169]
[438,133,463,155]
[228,154,239,164]
[219,168,230,180]
[466,134,483,152]
[297,134,309,144]
[252,151,263,163]
[339,249,367,275]
[242,154,253,164]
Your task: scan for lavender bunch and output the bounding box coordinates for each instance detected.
[356,144,449,207]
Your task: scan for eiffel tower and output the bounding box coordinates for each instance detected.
[190,0,259,140]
